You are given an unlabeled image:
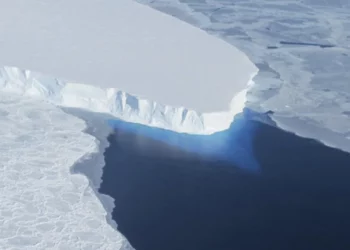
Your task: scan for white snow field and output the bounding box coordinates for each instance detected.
[137,0,350,152]
[0,0,258,134]
[0,94,132,250]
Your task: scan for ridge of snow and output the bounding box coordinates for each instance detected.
[0,66,257,134]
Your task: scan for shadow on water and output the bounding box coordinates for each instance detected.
[99,111,350,250]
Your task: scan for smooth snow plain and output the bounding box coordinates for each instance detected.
[0,94,132,249]
[137,0,350,152]
[0,0,257,115]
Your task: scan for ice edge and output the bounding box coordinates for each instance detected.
[67,111,135,249]
[0,66,258,134]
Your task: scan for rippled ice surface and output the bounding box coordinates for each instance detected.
[100,112,350,250]
[137,0,350,151]
[0,95,130,250]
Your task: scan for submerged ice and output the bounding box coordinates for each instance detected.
[108,110,260,172]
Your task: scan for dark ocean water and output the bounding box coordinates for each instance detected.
[99,113,350,250]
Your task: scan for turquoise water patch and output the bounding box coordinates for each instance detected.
[107,112,260,172]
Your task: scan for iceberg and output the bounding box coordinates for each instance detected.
[0,0,257,134]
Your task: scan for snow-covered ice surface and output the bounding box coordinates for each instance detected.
[0,0,257,115]
[136,0,350,152]
[0,94,132,250]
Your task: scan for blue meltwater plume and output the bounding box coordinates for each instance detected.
[107,111,260,172]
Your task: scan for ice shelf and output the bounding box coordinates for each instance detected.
[0,0,258,131]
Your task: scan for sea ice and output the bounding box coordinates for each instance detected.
[0,94,132,249]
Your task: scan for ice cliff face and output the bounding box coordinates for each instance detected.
[0,66,256,134]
